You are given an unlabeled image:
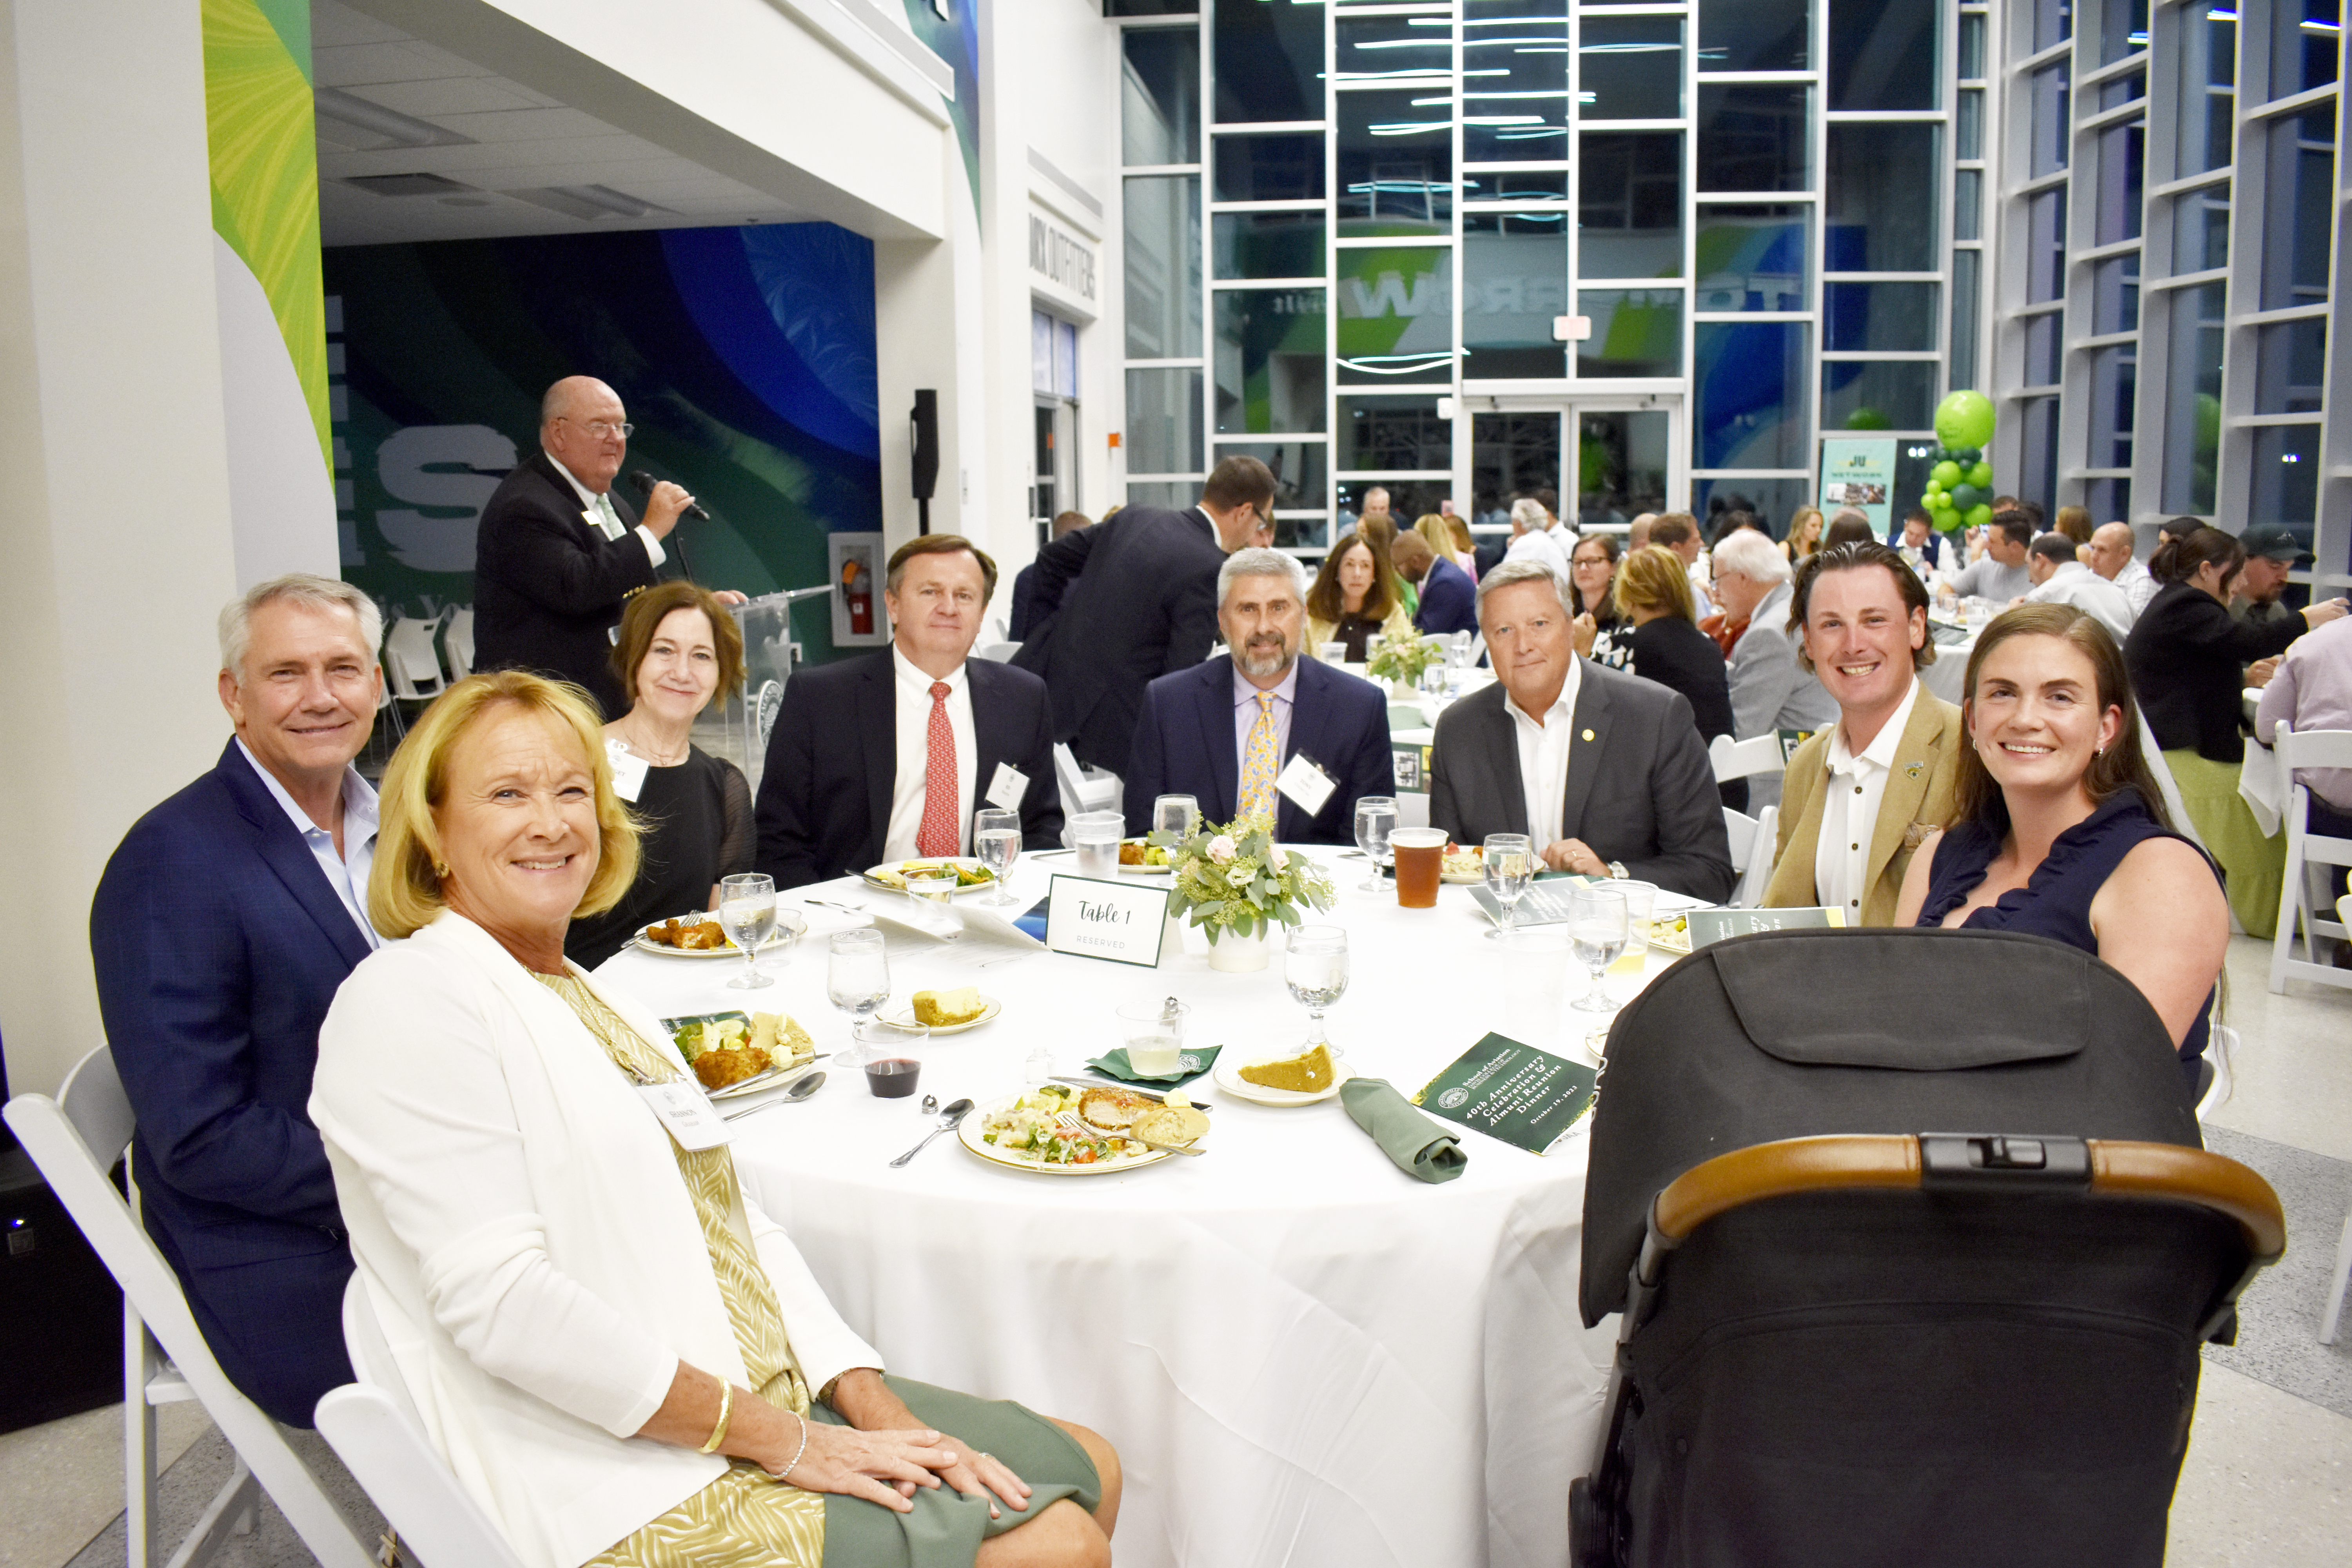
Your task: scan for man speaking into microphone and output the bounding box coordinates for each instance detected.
[474,375,744,717]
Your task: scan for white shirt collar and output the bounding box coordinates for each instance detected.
[1829,676,1922,774]
[1504,654,1583,732]
[892,642,967,695]
[234,737,378,843]
[543,446,606,509]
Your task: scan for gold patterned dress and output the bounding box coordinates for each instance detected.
[535,973,828,1568]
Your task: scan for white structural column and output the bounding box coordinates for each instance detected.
[0,0,243,1097]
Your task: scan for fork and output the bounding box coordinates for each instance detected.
[1056,1111,1203,1158]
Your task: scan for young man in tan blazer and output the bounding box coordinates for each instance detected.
[1764,541,1967,925]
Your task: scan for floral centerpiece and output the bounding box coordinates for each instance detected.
[1364,628,1440,692]
[1165,814,1335,970]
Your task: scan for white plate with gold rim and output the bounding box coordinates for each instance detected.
[1211,1050,1355,1107]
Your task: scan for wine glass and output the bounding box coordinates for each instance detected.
[1568,886,1630,1014]
[1482,834,1533,942]
[1151,794,1199,843]
[1353,796,1397,893]
[717,873,777,990]
[826,928,891,1065]
[973,808,1021,905]
[1283,925,1349,1048]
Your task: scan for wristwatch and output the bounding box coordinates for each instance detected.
[1606,860,1628,880]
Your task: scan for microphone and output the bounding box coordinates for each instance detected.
[628,470,709,520]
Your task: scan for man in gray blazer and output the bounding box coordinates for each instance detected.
[1712,528,1838,810]
[1430,560,1735,901]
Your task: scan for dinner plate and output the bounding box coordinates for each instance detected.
[862,858,996,897]
[879,996,1002,1034]
[632,909,804,958]
[1116,839,1176,876]
[657,1010,820,1099]
[1212,1051,1354,1107]
[957,1090,1174,1175]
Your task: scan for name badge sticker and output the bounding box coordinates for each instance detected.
[637,1081,731,1151]
[985,762,1029,812]
[1275,752,1338,816]
[606,742,650,803]
[1044,874,1170,968]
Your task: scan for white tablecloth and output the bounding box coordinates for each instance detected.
[595,856,1632,1568]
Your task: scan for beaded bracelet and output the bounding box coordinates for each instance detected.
[781,1410,811,1480]
[698,1382,736,1454]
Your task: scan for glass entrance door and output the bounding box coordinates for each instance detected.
[1571,407,1673,529]
[1468,399,1682,537]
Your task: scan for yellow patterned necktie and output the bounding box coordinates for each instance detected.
[1239,690,1279,828]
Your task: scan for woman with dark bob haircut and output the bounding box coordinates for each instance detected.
[1898,604,2230,1095]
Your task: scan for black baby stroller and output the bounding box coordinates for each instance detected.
[1569,928,2283,1568]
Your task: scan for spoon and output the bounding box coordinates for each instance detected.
[721,1072,825,1120]
[889,1097,973,1167]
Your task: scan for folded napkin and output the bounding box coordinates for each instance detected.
[1085,1044,1221,1087]
[1339,1077,1468,1183]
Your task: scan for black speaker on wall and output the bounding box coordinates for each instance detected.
[910,389,940,535]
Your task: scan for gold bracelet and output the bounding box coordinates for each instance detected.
[698,1381,736,1454]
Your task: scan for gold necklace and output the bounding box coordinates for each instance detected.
[615,722,690,766]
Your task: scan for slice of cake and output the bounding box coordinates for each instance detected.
[1238,1043,1335,1094]
[911,986,988,1027]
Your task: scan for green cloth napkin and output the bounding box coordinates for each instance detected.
[1340,1077,1468,1183]
[1085,1044,1222,1086]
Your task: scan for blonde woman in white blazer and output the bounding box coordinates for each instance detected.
[311,671,1118,1568]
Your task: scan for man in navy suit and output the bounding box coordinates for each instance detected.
[1124,548,1395,845]
[91,575,385,1426]
[756,535,1065,888]
[1394,528,1477,636]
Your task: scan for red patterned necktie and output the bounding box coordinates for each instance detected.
[917,680,959,856]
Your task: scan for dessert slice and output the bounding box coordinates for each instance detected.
[1238,1043,1335,1094]
[911,985,988,1027]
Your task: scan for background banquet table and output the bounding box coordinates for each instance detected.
[595,853,1644,1568]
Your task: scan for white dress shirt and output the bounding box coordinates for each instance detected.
[2024,560,2137,639]
[1815,677,1923,917]
[1506,656,1584,857]
[2113,557,2159,615]
[882,645,976,858]
[234,739,381,948]
[546,448,667,569]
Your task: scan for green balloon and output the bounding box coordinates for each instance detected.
[1935,390,1997,450]
[1845,406,1893,431]
[1949,483,1985,513]
[1922,481,1943,502]
[1967,461,1994,489]
[1966,504,1994,530]
[1955,447,1981,466]
[1931,461,1962,488]
[1934,507,1965,533]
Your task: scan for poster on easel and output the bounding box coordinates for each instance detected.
[1818,437,1898,539]
[828,532,889,646]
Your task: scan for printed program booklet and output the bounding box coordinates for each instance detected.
[1412,1032,1599,1154]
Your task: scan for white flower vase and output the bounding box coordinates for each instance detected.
[1205,926,1270,972]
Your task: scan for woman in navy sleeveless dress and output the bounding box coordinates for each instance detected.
[1896,605,2230,1097]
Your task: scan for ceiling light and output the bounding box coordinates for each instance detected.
[343,172,480,198]
[314,87,472,149]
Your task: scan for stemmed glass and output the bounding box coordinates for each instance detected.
[1568,886,1630,1013]
[826,928,891,1065]
[1353,796,1397,893]
[717,873,777,990]
[1283,925,1349,1048]
[1446,630,1474,695]
[973,808,1022,906]
[1482,834,1533,942]
[1152,793,1200,841]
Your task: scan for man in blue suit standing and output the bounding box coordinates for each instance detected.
[91,575,383,1426]
[1124,548,1394,845]
[1394,529,1477,636]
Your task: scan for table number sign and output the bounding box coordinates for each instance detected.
[1684,906,1845,949]
[1413,1032,1598,1155]
[1044,875,1171,967]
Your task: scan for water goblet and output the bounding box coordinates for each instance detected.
[1353,796,1397,893]
[717,873,777,990]
[826,928,891,1066]
[1568,886,1630,1013]
[1482,834,1533,941]
[973,808,1022,905]
[1152,793,1199,841]
[1283,925,1349,1048]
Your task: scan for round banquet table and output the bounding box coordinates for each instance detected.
[595,854,1649,1568]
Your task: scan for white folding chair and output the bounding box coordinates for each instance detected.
[2196,1023,2237,1121]
[973,640,1021,663]
[1709,732,1787,786]
[1722,806,1761,889]
[1730,804,1779,908]
[440,607,474,681]
[381,615,447,702]
[2,1049,377,1568]
[2323,1198,2352,1345]
[2266,724,2352,995]
[314,1278,526,1568]
[1051,743,1122,844]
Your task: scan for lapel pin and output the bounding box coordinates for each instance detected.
[1581,728,1595,742]
[1904,762,1924,778]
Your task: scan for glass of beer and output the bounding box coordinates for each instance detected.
[1390,827,1448,909]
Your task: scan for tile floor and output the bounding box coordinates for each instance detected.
[2,935,2346,1567]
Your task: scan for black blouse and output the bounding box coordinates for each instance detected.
[2123,581,2303,764]
[1623,616,1736,742]
[564,746,754,969]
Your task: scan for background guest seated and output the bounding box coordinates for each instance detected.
[564,581,753,968]
[1566,532,1630,670]
[1393,529,1477,638]
[1610,546,1744,812]
[1305,529,1415,662]
[1940,510,2034,604]
[1713,528,1838,811]
[2256,608,2352,962]
[1898,605,2230,1095]
[1125,549,1394,844]
[2022,530,2134,640]
[314,671,1119,1568]
[757,535,1062,889]
[1428,560,1734,900]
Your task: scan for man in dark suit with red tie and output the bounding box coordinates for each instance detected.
[473,375,741,717]
[754,536,1065,888]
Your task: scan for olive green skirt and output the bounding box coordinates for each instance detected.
[2163,749,2285,939]
[815,1376,1100,1568]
